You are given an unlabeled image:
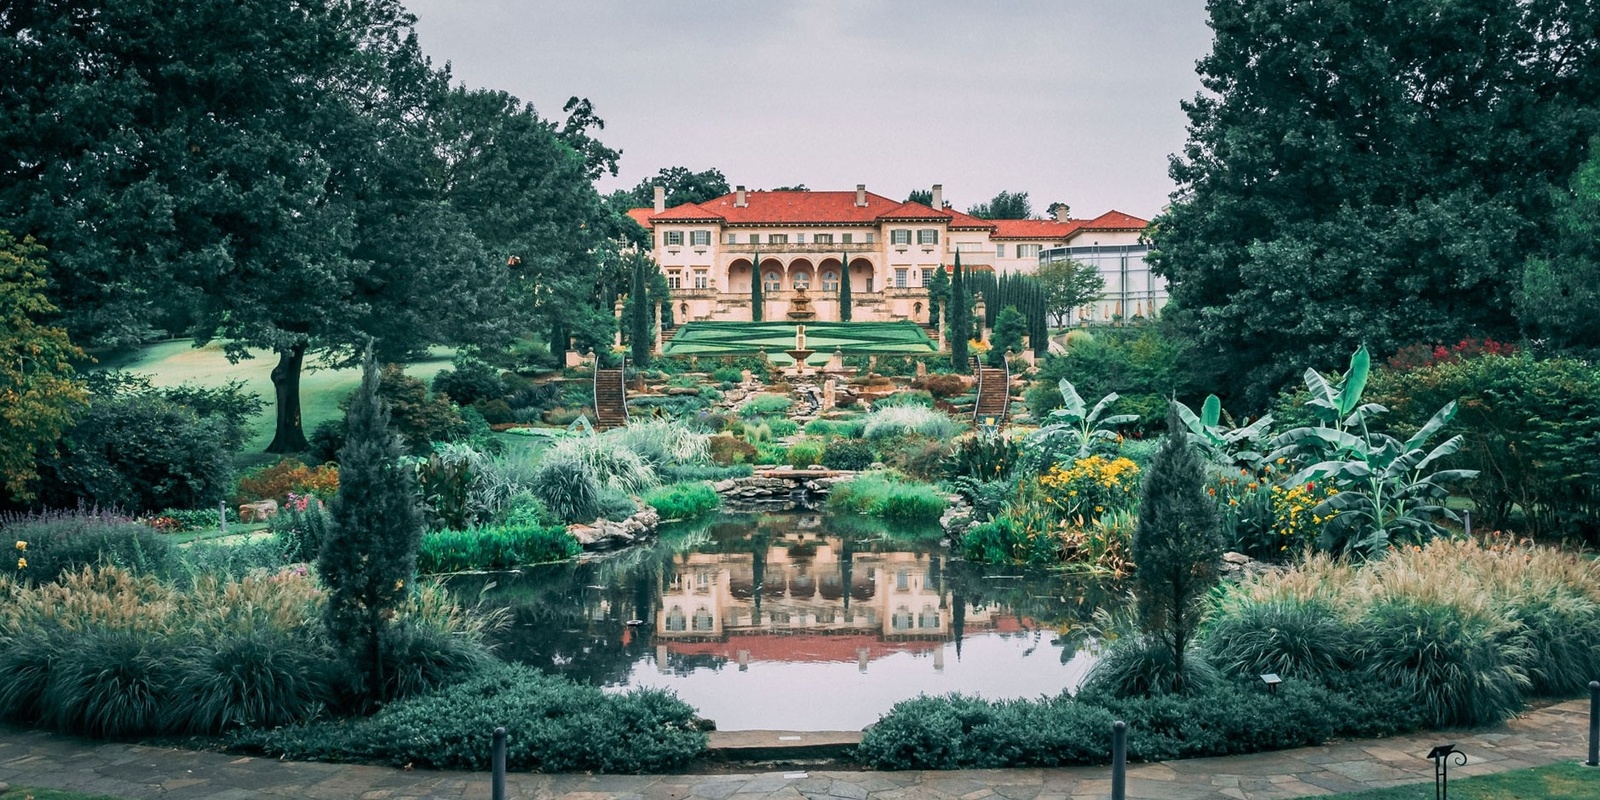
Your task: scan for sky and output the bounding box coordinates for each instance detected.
[404,1,1214,219]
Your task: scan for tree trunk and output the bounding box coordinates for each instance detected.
[267,342,309,453]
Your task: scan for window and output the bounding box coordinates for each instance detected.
[664,231,683,246]
[995,244,1006,258]
[749,233,761,244]
[864,232,875,244]
[1017,244,1042,258]
[768,234,789,244]
[815,233,834,245]
[917,229,939,245]
[841,233,853,244]
[794,233,806,244]
[690,230,710,247]
[890,229,912,245]
[693,269,708,289]
[792,272,810,289]
[895,268,908,288]
[763,272,781,292]
[821,271,839,291]
[666,270,682,289]
[726,233,737,244]
[920,269,931,287]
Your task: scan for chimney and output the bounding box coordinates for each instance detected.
[855,184,867,207]
[735,185,748,208]
[931,184,943,210]
[653,185,665,213]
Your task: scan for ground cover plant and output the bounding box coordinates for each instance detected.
[417,523,580,573]
[827,472,946,522]
[234,662,706,773]
[1320,762,1596,800]
[643,481,722,520]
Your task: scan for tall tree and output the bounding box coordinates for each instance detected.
[1036,257,1106,325]
[0,232,87,500]
[751,255,764,322]
[968,190,1033,220]
[319,353,424,701]
[905,189,934,206]
[927,264,950,329]
[988,306,1026,366]
[1520,137,1600,352]
[838,254,852,322]
[1149,0,1600,406]
[612,166,730,212]
[1131,406,1224,693]
[948,261,969,370]
[629,253,652,365]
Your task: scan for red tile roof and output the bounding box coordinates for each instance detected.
[945,209,997,231]
[989,218,1084,241]
[1079,210,1149,230]
[624,207,654,230]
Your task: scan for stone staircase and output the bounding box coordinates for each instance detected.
[972,358,1010,427]
[593,362,628,430]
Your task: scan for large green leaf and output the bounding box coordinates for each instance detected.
[1200,394,1222,428]
[1057,378,1086,420]
[1335,345,1370,417]
[1085,392,1123,425]
[1402,400,1458,453]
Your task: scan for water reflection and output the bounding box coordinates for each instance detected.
[451,511,1121,730]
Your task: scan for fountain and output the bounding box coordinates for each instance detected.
[786,285,818,320]
[785,325,816,375]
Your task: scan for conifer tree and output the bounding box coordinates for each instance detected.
[988,306,1026,367]
[928,264,949,329]
[319,352,424,701]
[1131,405,1225,693]
[948,261,969,371]
[838,255,852,322]
[629,255,651,365]
[751,256,764,322]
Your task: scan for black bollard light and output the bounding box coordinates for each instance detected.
[1588,681,1599,768]
[1111,720,1128,800]
[492,726,507,800]
[1427,743,1465,800]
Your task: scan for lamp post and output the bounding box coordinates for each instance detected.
[1427,743,1466,800]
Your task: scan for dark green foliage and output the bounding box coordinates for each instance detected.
[1503,593,1600,697]
[319,356,426,703]
[1,509,170,584]
[821,439,875,471]
[595,488,639,522]
[628,255,652,366]
[988,306,1026,366]
[1081,635,1221,699]
[1150,0,1600,406]
[172,629,330,733]
[164,539,291,585]
[370,364,467,455]
[827,473,945,521]
[948,263,969,370]
[839,251,853,322]
[40,629,176,738]
[1203,599,1353,682]
[32,379,233,514]
[1130,408,1225,693]
[1366,354,1600,541]
[1354,599,1530,728]
[967,190,1032,220]
[1026,327,1192,435]
[641,482,721,520]
[657,463,752,483]
[783,439,826,468]
[234,663,707,773]
[269,502,333,564]
[416,523,579,573]
[857,678,1420,770]
[946,432,1020,481]
[308,419,346,464]
[431,356,506,407]
[1519,137,1600,352]
[874,390,934,409]
[376,622,493,703]
[965,273,1048,357]
[710,366,744,384]
[927,264,949,329]
[531,455,602,522]
[751,254,764,322]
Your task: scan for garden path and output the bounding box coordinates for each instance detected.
[0,698,1589,800]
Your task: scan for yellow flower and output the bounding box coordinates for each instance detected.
[394,579,405,591]
[14,541,24,551]
[16,558,25,570]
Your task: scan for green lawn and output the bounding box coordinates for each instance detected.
[1324,762,1597,799]
[95,340,455,452]
[662,321,936,364]
[5,789,128,800]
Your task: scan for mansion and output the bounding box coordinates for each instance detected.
[627,184,1166,325]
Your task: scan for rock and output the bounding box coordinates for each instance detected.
[806,464,825,471]
[666,387,700,396]
[568,525,604,547]
[712,479,738,493]
[1222,551,1252,565]
[238,500,279,523]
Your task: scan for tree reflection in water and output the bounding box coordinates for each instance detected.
[449,511,1122,688]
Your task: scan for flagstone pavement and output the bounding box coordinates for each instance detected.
[0,698,1590,800]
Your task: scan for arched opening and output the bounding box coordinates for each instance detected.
[727,259,754,294]
[848,258,875,293]
[787,258,814,290]
[818,258,842,292]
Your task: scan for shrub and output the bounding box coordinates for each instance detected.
[707,435,757,466]
[360,364,467,454]
[766,417,800,438]
[431,355,506,407]
[827,473,946,521]
[862,406,965,442]
[41,627,178,737]
[1079,635,1221,700]
[235,458,340,505]
[784,439,826,468]
[603,419,709,470]
[417,523,579,573]
[1355,598,1530,727]
[151,506,237,532]
[710,366,744,384]
[529,453,602,523]
[804,418,866,438]
[643,482,721,520]
[739,394,792,417]
[547,436,656,493]
[874,390,934,409]
[821,439,875,471]
[918,374,967,399]
[234,663,706,773]
[878,436,954,481]
[267,500,332,563]
[1202,597,1353,682]
[173,628,330,733]
[2,508,170,584]
[754,443,788,465]
[946,432,1020,481]
[1035,455,1140,521]
[595,487,639,522]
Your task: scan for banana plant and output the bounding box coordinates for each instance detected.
[1270,355,1478,556]
[1024,378,1138,468]
[1173,394,1273,470]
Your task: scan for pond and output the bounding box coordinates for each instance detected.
[451,510,1122,731]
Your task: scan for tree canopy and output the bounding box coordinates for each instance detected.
[0,232,86,500]
[1036,257,1106,325]
[968,190,1033,220]
[1519,137,1600,353]
[1148,0,1600,406]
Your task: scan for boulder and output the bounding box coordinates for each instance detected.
[238,500,279,523]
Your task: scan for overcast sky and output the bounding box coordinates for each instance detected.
[404,1,1214,219]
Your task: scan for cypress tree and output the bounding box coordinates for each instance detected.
[988,306,1026,366]
[948,261,969,371]
[928,264,949,329]
[1131,406,1225,693]
[319,352,424,702]
[838,255,852,322]
[629,255,651,365]
[751,255,764,322]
